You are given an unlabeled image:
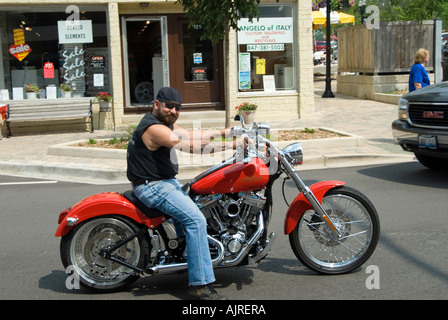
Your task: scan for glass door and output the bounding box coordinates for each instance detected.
[180,21,222,106]
[122,16,169,107]
[168,16,223,109]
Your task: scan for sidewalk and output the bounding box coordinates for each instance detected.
[0,80,414,184]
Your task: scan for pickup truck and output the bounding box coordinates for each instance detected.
[392,81,448,170]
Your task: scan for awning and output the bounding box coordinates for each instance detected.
[312,8,355,29]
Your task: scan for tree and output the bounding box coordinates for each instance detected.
[367,0,448,29]
[312,0,356,11]
[175,0,264,44]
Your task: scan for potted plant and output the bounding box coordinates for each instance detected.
[60,83,73,98]
[95,92,113,111]
[235,102,258,124]
[24,83,39,99]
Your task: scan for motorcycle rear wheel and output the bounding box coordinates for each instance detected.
[60,215,150,292]
[289,186,380,274]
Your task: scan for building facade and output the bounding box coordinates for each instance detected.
[0,0,314,134]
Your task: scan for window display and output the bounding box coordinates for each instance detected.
[237,4,296,92]
[0,5,110,101]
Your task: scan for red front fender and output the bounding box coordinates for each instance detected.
[55,192,167,237]
[284,180,345,235]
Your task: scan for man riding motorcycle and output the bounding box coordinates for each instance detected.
[127,87,237,300]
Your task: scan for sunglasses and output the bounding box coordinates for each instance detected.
[164,102,182,111]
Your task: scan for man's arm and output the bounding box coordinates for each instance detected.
[172,124,236,154]
[142,123,236,153]
[173,124,229,141]
[141,124,181,151]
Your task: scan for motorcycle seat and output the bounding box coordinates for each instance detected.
[181,182,191,195]
[121,190,166,218]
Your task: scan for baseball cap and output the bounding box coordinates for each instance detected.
[156,87,182,105]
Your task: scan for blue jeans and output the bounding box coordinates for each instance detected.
[133,178,215,286]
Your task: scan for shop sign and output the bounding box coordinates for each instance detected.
[247,44,285,52]
[44,62,55,78]
[239,53,251,90]
[57,20,93,44]
[61,45,86,82]
[237,17,293,45]
[90,56,105,68]
[192,67,207,81]
[193,53,202,64]
[9,29,32,61]
[9,44,32,61]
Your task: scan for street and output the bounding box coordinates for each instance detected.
[0,161,447,301]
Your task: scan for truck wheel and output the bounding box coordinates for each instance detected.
[414,153,446,170]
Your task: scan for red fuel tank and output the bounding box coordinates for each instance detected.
[191,158,270,194]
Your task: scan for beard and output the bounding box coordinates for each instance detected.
[153,107,178,126]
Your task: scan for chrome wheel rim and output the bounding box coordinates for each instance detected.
[298,194,373,269]
[69,218,140,286]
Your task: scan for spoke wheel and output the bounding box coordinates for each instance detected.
[134,81,153,103]
[289,186,380,274]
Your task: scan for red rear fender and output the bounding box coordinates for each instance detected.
[284,181,345,235]
[55,192,167,237]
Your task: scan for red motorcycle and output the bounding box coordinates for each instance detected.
[55,116,380,292]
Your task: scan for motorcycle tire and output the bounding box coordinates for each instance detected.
[289,186,380,275]
[60,215,151,293]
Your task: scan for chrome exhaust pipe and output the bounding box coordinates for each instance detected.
[142,212,265,276]
[142,235,225,276]
[248,232,276,265]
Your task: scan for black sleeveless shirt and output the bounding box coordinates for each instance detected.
[126,113,178,182]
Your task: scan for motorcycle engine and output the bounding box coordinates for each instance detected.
[195,191,266,256]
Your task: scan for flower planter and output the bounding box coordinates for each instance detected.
[241,111,255,124]
[99,101,111,112]
[26,92,37,99]
[63,91,72,98]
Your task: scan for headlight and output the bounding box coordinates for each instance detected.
[282,142,303,165]
[398,98,408,120]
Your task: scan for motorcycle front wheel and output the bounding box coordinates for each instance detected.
[60,215,150,292]
[289,186,380,274]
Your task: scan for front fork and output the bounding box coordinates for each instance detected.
[281,158,343,237]
[297,185,341,235]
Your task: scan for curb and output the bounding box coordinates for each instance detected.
[0,127,415,184]
[0,160,128,185]
[47,127,366,160]
[48,140,127,160]
[0,153,415,185]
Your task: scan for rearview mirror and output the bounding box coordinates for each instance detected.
[234,114,245,127]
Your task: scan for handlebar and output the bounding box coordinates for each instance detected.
[232,115,303,166]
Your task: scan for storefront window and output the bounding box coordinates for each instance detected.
[0,5,110,101]
[237,4,296,92]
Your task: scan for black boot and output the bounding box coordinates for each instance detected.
[188,284,227,300]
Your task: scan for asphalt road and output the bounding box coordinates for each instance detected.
[0,161,447,303]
